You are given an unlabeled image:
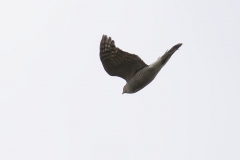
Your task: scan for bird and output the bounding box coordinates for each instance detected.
[100,35,182,94]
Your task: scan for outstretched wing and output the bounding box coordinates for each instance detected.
[100,35,148,81]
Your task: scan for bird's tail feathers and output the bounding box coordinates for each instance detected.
[166,43,182,55]
[157,43,182,66]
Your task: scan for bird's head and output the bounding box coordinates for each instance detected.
[122,85,130,94]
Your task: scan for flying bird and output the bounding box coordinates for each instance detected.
[100,35,182,94]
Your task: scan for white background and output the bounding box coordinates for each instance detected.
[1,0,240,159]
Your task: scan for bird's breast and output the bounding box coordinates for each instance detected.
[126,66,160,93]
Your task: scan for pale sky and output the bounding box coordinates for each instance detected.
[1,0,240,159]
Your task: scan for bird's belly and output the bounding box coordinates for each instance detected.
[127,67,159,93]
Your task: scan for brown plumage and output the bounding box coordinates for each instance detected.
[100,35,182,94]
[100,35,148,81]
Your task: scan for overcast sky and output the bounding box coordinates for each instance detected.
[1,0,240,160]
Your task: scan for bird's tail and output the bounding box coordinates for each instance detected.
[158,43,182,66]
[166,43,182,55]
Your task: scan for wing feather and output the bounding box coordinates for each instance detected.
[100,35,148,81]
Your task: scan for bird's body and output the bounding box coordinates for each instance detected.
[100,35,182,94]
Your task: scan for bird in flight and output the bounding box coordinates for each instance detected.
[100,35,182,94]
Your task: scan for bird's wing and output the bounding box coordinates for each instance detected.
[100,35,148,81]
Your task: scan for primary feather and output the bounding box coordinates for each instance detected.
[99,35,182,94]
